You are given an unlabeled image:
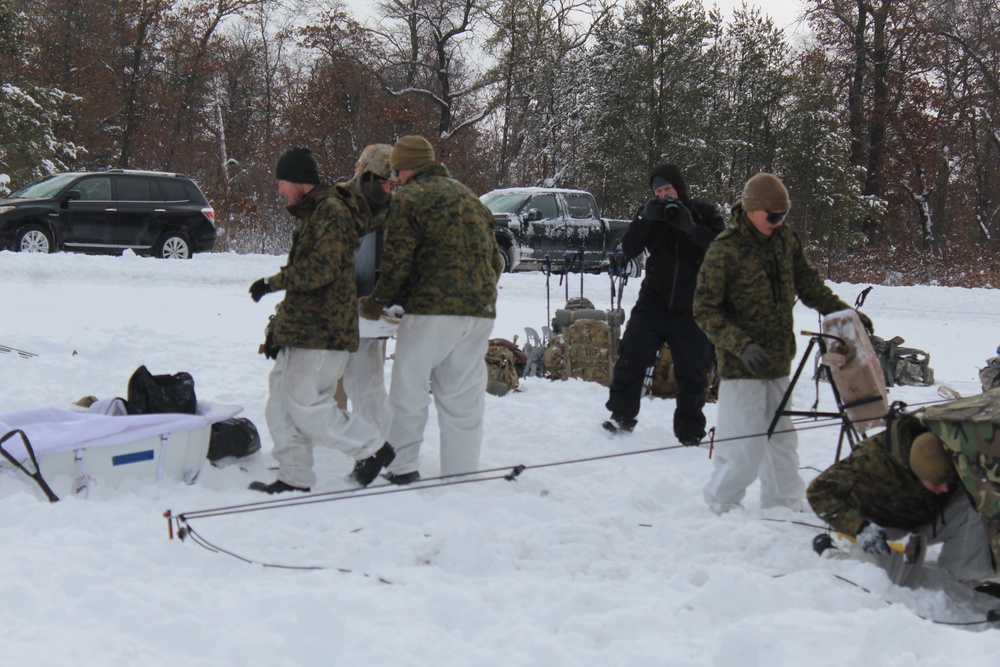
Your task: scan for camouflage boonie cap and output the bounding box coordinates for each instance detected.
[355,144,393,180]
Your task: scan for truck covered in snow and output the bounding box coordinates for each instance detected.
[481,187,641,276]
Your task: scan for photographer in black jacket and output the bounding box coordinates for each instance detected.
[603,164,725,444]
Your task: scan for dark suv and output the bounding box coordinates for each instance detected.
[0,169,216,259]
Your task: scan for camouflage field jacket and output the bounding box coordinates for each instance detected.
[807,429,951,536]
[267,182,372,351]
[371,162,501,318]
[693,203,850,379]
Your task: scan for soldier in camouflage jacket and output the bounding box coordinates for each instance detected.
[807,417,994,583]
[359,135,502,485]
[694,173,858,514]
[246,146,396,494]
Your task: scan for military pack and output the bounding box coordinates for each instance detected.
[485,337,527,396]
[980,355,1000,393]
[870,334,934,387]
[543,300,624,387]
[644,343,719,402]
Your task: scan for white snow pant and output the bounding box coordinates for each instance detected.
[343,338,390,434]
[265,347,384,489]
[385,314,493,478]
[884,490,994,583]
[703,377,806,512]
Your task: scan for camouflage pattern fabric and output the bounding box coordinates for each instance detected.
[870,334,935,387]
[694,202,850,380]
[982,356,1000,392]
[485,345,520,396]
[266,182,373,351]
[544,319,619,386]
[371,162,501,318]
[921,388,1000,566]
[646,342,719,402]
[806,415,947,536]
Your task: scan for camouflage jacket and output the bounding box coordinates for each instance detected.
[267,182,372,351]
[693,203,850,379]
[806,426,951,536]
[371,162,501,318]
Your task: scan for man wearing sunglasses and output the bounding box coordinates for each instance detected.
[694,172,872,514]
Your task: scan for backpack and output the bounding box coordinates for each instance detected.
[485,338,527,396]
[870,335,935,387]
[980,355,1000,392]
[126,365,197,415]
[644,342,719,402]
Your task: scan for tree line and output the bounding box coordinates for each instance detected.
[2,0,998,286]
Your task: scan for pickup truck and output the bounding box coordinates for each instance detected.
[481,187,641,276]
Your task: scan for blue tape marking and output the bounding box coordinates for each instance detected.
[112,450,155,466]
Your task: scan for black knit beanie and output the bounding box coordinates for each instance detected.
[649,164,689,205]
[275,147,320,184]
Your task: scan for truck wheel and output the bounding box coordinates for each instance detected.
[17,224,53,253]
[498,246,512,273]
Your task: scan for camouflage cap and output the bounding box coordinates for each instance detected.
[355,143,393,180]
[909,432,957,485]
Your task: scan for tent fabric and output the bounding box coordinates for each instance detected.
[920,388,1000,566]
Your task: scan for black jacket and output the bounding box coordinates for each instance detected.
[622,195,725,314]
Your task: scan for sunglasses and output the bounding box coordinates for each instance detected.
[766,211,789,224]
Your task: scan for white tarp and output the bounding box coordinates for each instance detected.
[0,401,241,461]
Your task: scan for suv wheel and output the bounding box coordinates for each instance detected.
[155,231,192,259]
[17,224,53,253]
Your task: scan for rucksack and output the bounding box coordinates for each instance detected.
[126,365,197,415]
[980,355,1000,392]
[870,335,935,387]
[644,342,719,402]
[485,338,527,396]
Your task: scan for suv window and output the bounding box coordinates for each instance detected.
[75,177,113,201]
[158,178,190,202]
[564,194,597,219]
[529,194,559,220]
[117,176,157,201]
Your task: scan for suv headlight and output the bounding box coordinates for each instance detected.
[0,206,14,215]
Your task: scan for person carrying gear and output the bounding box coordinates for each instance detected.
[246,145,396,494]
[359,135,502,485]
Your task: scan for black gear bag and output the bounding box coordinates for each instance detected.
[126,365,197,415]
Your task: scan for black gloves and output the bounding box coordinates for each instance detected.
[259,331,280,360]
[856,522,891,555]
[643,197,696,235]
[856,309,874,334]
[249,278,271,303]
[642,197,667,221]
[740,343,771,375]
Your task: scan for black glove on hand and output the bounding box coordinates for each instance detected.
[857,522,891,555]
[249,278,271,303]
[740,343,771,375]
[260,332,280,360]
[856,309,874,334]
[666,203,696,235]
[641,197,665,221]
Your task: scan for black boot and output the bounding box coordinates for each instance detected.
[602,415,637,434]
[348,443,396,487]
[384,470,421,485]
[248,479,310,494]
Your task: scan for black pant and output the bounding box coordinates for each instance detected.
[605,299,711,441]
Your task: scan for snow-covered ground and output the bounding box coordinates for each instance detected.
[2,249,1000,666]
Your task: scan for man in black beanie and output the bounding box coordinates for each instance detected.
[245,145,396,493]
[603,164,725,445]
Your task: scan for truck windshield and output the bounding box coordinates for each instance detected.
[9,174,80,200]
[481,191,530,214]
